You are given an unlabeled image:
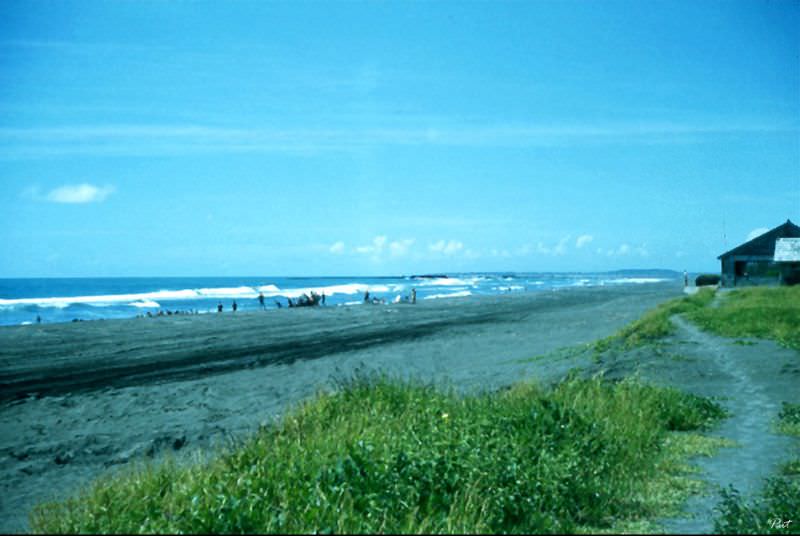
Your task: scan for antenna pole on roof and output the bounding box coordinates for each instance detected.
[722,211,727,248]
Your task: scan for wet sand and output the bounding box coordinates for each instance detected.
[0,283,682,532]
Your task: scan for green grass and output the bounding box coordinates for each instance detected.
[593,288,716,353]
[777,402,800,438]
[713,401,800,534]
[594,286,800,354]
[31,374,727,534]
[687,286,800,351]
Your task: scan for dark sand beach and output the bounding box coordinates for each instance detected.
[0,283,681,533]
[3,281,798,534]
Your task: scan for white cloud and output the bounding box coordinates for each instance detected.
[534,236,571,256]
[2,120,795,158]
[429,239,464,255]
[46,183,114,204]
[429,240,446,252]
[515,244,533,256]
[329,241,345,254]
[598,243,635,257]
[554,235,571,256]
[463,248,480,259]
[575,234,594,248]
[389,239,415,257]
[746,227,769,241]
[355,235,388,256]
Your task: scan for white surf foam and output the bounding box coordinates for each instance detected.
[416,277,479,287]
[0,282,403,309]
[1,288,211,308]
[604,278,668,284]
[492,285,524,291]
[129,300,160,308]
[256,284,281,293]
[423,290,473,300]
[196,286,258,298]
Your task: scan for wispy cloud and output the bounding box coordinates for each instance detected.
[575,234,594,248]
[2,120,796,159]
[329,241,345,254]
[351,235,416,261]
[24,183,115,204]
[389,239,415,257]
[429,240,464,255]
[535,236,571,256]
[746,227,769,241]
[355,236,389,261]
[597,242,649,258]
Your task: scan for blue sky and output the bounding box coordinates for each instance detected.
[1,0,798,277]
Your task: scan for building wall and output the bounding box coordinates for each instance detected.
[780,262,800,285]
[719,255,780,287]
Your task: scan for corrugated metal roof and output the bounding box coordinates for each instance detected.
[774,238,800,262]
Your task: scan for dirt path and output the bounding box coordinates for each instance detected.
[631,316,798,533]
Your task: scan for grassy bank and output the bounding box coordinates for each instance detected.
[687,286,800,351]
[594,288,716,352]
[596,286,800,353]
[31,375,726,534]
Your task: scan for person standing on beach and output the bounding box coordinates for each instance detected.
[411,288,416,304]
[258,292,266,310]
[684,270,688,288]
[232,300,238,312]
[217,302,223,313]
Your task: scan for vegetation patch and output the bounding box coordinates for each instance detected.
[695,274,721,287]
[714,401,800,534]
[687,287,800,351]
[31,375,727,534]
[778,402,800,438]
[594,289,716,353]
[714,480,800,534]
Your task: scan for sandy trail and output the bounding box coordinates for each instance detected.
[0,283,679,533]
[658,317,798,534]
[591,314,799,533]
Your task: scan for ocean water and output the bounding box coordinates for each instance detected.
[0,271,679,326]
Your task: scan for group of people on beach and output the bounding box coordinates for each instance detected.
[138,287,418,319]
[364,288,416,305]
[287,291,325,308]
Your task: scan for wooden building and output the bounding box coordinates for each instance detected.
[718,219,800,287]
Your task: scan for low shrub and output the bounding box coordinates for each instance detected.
[695,274,721,287]
[714,477,800,534]
[714,399,800,534]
